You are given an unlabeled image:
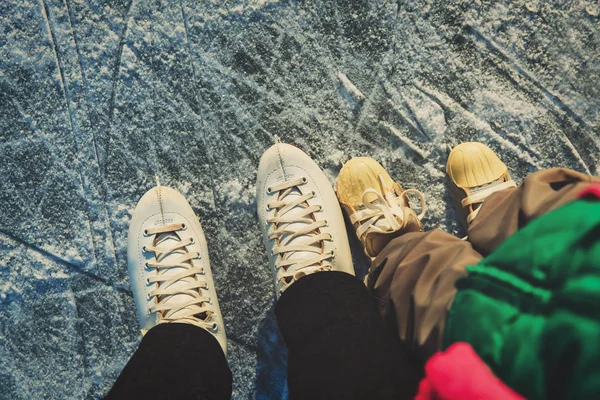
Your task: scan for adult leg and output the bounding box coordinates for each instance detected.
[105,324,231,400]
[277,271,421,400]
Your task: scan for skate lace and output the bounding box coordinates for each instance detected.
[463,179,516,224]
[267,177,334,293]
[143,223,217,332]
[351,174,426,239]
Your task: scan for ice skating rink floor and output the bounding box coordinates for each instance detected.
[1,1,599,398]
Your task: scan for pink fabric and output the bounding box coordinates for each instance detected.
[414,343,525,400]
[578,184,600,200]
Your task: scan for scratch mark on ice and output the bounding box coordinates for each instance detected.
[39,0,77,142]
[178,0,220,209]
[383,83,430,140]
[201,0,281,22]
[0,230,132,296]
[413,81,543,170]
[468,27,593,133]
[64,0,101,166]
[108,0,135,123]
[467,26,599,173]
[39,0,96,235]
[380,122,428,159]
[337,72,365,101]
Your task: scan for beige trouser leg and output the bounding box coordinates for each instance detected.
[367,168,600,364]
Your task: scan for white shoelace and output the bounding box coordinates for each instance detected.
[350,175,426,239]
[143,223,217,332]
[267,177,334,292]
[462,179,516,224]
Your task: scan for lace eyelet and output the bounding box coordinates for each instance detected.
[267,186,273,194]
[311,191,316,197]
[142,246,147,252]
[210,322,218,332]
[146,278,151,285]
[200,268,205,275]
[324,220,328,226]
[301,177,307,184]
[266,204,272,211]
[144,262,150,268]
[181,223,186,230]
[189,238,194,244]
[143,229,149,236]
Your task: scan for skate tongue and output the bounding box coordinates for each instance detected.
[154,231,206,320]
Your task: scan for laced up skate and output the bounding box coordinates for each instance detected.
[336,157,426,258]
[257,140,355,297]
[127,180,227,355]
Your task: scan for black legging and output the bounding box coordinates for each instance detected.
[105,272,421,399]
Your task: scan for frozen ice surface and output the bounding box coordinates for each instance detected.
[1,0,599,398]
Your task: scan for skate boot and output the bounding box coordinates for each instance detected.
[336,157,426,258]
[127,180,227,356]
[256,139,355,297]
[446,142,516,227]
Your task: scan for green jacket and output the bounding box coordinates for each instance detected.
[443,197,600,400]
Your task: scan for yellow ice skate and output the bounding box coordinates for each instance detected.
[446,142,516,227]
[336,157,426,258]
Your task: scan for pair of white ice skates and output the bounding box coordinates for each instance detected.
[127,141,355,355]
